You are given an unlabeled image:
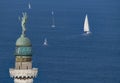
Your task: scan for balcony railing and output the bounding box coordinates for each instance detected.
[9,68,38,78]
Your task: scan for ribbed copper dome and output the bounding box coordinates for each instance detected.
[16,35,32,46]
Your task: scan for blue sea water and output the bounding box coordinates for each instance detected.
[0,0,120,83]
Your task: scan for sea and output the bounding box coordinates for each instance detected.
[0,0,120,83]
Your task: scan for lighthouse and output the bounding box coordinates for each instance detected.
[9,12,38,83]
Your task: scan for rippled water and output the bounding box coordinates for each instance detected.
[0,0,120,83]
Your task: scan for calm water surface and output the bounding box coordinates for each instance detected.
[0,0,120,83]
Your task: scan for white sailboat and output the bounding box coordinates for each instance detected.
[28,3,31,9]
[43,38,48,46]
[83,14,91,34]
[51,11,56,28]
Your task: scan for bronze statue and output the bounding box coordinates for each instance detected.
[21,12,28,36]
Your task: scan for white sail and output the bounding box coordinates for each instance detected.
[28,3,31,9]
[43,38,48,46]
[52,11,54,15]
[84,14,90,34]
[51,11,56,28]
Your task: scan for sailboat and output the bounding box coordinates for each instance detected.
[83,14,91,34]
[43,38,48,46]
[28,3,31,9]
[51,11,56,28]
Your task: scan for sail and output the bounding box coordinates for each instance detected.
[51,11,56,28]
[28,3,31,9]
[84,15,90,32]
[43,38,48,46]
[52,11,54,15]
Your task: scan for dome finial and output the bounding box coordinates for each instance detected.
[21,12,28,37]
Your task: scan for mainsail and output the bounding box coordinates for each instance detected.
[28,3,31,9]
[43,38,48,46]
[51,11,56,28]
[84,14,90,34]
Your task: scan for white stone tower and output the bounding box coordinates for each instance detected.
[9,12,38,83]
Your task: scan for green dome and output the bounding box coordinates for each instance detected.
[16,35,32,46]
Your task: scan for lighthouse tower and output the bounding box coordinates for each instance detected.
[9,12,38,83]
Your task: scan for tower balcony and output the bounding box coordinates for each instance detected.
[9,68,38,78]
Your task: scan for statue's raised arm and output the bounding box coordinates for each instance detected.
[21,12,28,36]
